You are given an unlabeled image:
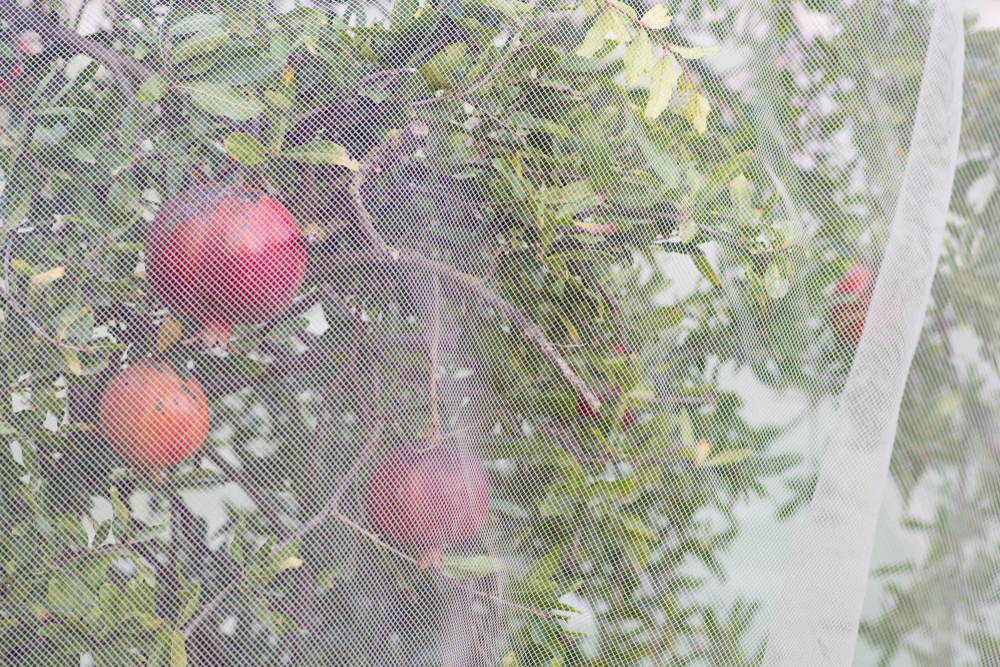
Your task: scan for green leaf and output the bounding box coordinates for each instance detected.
[645,55,674,120]
[764,260,790,299]
[440,554,508,579]
[470,0,533,20]
[171,26,229,64]
[3,190,32,235]
[109,486,130,526]
[91,519,113,548]
[176,581,200,627]
[132,519,169,543]
[250,597,300,634]
[47,574,94,617]
[678,408,695,447]
[576,13,614,58]
[246,539,303,587]
[171,631,188,667]
[704,448,755,467]
[0,421,20,436]
[525,545,561,582]
[98,582,124,624]
[622,30,651,86]
[282,140,359,169]
[69,143,97,164]
[667,43,719,59]
[231,510,247,567]
[266,317,310,341]
[169,13,221,35]
[146,626,173,667]
[61,348,82,376]
[180,81,264,120]
[620,513,658,541]
[630,306,683,330]
[224,132,267,166]
[263,89,293,111]
[641,4,672,29]
[692,254,722,287]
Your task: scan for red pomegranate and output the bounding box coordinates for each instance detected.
[829,265,874,348]
[366,444,490,570]
[145,183,307,348]
[98,359,210,470]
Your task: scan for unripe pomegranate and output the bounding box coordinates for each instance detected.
[98,359,210,470]
[366,444,490,570]
[145,183,307,349]
[829,266,874,348]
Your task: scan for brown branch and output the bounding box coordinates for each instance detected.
[429,273,443,444]
[353,245,601,412]
[5,4,154,97]
[201,447,291,540]
[592,278,632,366]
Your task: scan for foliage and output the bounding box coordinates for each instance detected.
[0,0,952,666]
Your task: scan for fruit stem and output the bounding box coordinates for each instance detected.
[417,545,444,570]
[186,320,232,350]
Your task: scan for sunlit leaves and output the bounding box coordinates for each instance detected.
[622,29,651,85]
[644,55,674,120]
[641,4,672,29]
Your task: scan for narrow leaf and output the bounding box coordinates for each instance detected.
[282,140,358,170]
[644,56,674,120]
[667,43,719,59]
[641,4,672,29]
[180,81,264,120]
[622,30,651,86]
[224,132,267,166]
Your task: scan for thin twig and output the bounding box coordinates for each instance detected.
[429,274,442,444]
[2,235,95,355]
[316,246,601,412]
[592,278,632,366]
[201,447,291,540]
[5,4,154,96]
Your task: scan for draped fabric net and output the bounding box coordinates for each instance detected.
[0,0,997,666]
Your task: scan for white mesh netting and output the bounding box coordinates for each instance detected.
[0,0,995,666]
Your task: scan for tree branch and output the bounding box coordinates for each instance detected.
[201,447,291,540]
[316,246,601,412]
[5,4,154,97]
[429,273,443,443]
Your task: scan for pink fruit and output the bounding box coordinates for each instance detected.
[829,266,874,348]
[145,183,307,349]
[366,444,490,570]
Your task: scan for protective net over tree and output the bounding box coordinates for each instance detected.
[0,0,994,665]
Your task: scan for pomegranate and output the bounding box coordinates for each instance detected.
[829,265,874,348]
[145,183,307,349]
[98,359,210,470]
[366,444,490,570]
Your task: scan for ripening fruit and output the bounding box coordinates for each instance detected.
[829,265,874,348]
[145,183,307,349]
[98,359,210,470]
[366,444,490,570]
